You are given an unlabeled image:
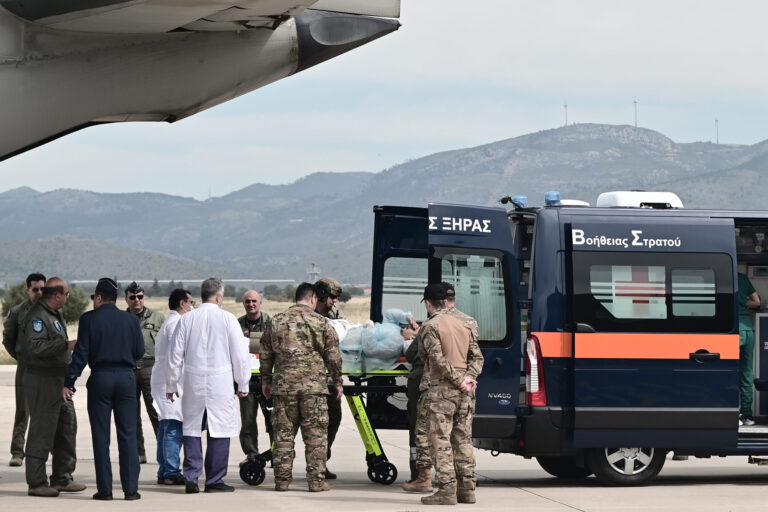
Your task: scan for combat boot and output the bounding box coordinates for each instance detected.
[53,481,87,492]
[402,467,433,493]
[421,488,457,506]
[308,481,330,492]
[457,479,476,504]
[274,480,290,492]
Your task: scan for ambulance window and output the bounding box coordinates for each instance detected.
[590,265,667,319]
[382,257,428,322]
[574,252,733,333]
[671,269,716,317]
[437,250,509,345]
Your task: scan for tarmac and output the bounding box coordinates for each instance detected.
[2,365,768,511]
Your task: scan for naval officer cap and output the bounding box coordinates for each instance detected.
[421,283,447,302]
[91,277,119,299]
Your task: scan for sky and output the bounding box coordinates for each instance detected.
[3,0,768,199]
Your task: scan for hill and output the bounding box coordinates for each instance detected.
[1,123,768,283]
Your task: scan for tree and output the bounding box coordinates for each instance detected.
[263,284,281,298]
[62,286,89,323]
[346,286,365,296]
[1,282,27,317]
[224,284,236,297]
[338,290,352,303]
[151,278,161,297]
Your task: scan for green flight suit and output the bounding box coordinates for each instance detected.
[3,298,34,460]
[23,300,77,488]
[738,272,757,418]
[237,312,273,456]
[130,306,164,457]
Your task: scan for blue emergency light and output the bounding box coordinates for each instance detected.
[545,191,561,206]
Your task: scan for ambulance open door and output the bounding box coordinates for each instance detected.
[427,203,521,438]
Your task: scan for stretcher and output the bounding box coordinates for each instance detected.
[240,361,410,486]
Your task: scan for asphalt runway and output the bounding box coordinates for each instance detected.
[1,366,767,511]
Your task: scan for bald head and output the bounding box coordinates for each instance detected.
[243,290,262,320]
[42,277,69,310]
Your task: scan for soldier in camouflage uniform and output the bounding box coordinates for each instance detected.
[2,272,46,467]
[418,284,483,506]
[124,281,165,463]
[261,282,343,492]
[403,281,481,494]
[237,290,273,462]
[23,277,86,497]
[313,277,344,479]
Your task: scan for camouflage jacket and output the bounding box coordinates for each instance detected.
[238,312,271,354]
[2,298,34,361]
[24,299,71,372]
[129,306,165,366]
[418,308,484,391]
[261,303,342,395]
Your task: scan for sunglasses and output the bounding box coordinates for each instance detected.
[128,294,144,301]
[328,294,338,300]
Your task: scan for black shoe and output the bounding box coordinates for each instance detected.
[158,475,186,485]
[124,491,141,501]
[204,483,235,493]
[93,491,113,500]
[185,482,199,494]
[324,468,337,480]
[138,455,147,464]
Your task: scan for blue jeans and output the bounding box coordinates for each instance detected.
[157,419,183,479]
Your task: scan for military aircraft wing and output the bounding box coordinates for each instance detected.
[0,0,399,33]
[0,0,400,160]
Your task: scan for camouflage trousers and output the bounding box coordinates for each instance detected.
[426,384,476,494]
[272,394,329,488]
[412,390,431,469]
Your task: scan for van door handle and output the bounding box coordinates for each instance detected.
[689,350,720,360]
[576,322,596,333]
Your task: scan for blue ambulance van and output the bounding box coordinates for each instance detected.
[369,191,768,486]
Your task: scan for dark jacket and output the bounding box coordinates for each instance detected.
[65,303,145,388]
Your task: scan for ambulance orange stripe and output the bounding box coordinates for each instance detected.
[575,333,739,359]
[532,332,739,359]
[533,332,572,358]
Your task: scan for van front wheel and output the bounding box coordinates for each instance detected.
[536,456,592,479]
[586,447,666,486]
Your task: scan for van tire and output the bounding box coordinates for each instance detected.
[536,456,592,479]
[586,447,666,486]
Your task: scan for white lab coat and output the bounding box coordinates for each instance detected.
[150,310,183,421]
[166,303,250,437]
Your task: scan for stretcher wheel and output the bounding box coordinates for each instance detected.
[240,461,266,486]
[367,462,397,485]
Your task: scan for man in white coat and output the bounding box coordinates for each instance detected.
[166,278,250,494]
[150,288,194,485]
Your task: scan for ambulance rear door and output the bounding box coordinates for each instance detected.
[567,215,738,449]
[427,203,521,438]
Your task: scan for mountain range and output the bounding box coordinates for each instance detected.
[2,123,768,285]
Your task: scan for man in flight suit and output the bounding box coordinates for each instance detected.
[237,290,273,464]
[3,272,46,467]
[23,277,86,497]
[125,281,164,463]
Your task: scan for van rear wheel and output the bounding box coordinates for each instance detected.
[586,447,666,486]
[536,456,592,479]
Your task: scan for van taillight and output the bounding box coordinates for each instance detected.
[525,334,547,406]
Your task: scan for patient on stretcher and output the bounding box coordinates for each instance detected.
[330,309,418,374]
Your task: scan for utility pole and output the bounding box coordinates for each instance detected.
[633,97,638,128]
[715,118,719,144]
[564,101,568,126]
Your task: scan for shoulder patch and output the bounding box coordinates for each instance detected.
[54,320,63,332]
[32,320,44,333]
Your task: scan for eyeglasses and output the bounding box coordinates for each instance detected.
[328,294,338,300]
[128,294,144,301]
[30,287,42,293]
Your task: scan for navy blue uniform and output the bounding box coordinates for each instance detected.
[66,304,145,495]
